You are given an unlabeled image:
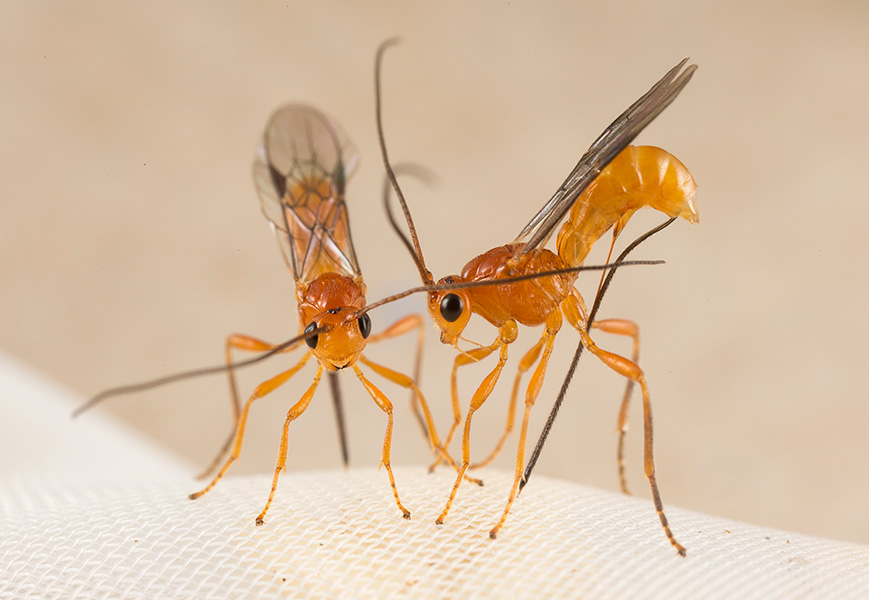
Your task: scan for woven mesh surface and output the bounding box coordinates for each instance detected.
[3,353,869,599]
[4,469,869,599]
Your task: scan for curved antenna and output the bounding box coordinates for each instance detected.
[73,326,328,417]
[520,217,677,490]
[355,258,664,318]
[375,38,433,284]
[382,163,438,280]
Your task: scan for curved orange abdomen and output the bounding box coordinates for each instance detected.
[556,145,699,267]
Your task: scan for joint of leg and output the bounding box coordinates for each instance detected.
[500,320,519,345]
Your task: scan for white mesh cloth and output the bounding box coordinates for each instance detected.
[3,352,869,599]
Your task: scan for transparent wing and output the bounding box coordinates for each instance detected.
[253,104,361,282]
[513,59,697,254]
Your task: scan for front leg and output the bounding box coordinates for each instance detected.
[365,314,428,444]
[190,352,311,505]
[198,334,301,480]
[359,354,443,460]
[436,321,518,526]
[470,336,546,470]
[352,364,411,520]
[432,334,502,472]
[255,365,322,525]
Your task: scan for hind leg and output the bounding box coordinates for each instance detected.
[564,293,685,556]
[591,318,640,494]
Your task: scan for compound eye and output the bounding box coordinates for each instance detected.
[440,293,463,323]
[358,313,372,339]
[304,321,318,349]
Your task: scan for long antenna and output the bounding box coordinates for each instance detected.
[515,59,696,253]
[355,259,663,318]
[73,327,325,417]
[374,38,432,284]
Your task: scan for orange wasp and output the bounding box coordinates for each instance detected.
[79,103,443,525]
[377,48,698,554]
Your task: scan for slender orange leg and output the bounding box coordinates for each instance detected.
[489,310,561,539]
[256,365,323,525]
[361,354,480,483]
[189,351,312,502]
[365,314,427,442]
[470,336,545,470]
[367,315,481,484]
[592,318,640,494]
[351,364,411,519]
[197,334,300,480]
[359,354,442,457]
[432,334,502,472]
[436,321,518,526]
[565,294,685,556]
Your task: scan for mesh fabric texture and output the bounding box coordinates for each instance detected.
[2,352,869,599]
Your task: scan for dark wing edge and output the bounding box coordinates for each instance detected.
[513,59,697,253]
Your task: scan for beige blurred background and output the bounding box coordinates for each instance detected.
[2,2,868,545]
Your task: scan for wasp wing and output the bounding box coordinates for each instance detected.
[253,104,361,282]
[513,59,696,254]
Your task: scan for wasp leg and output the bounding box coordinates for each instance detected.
[489,311,561,539]
[436,322,518,526]
[564,293,685,556]
[365,314,428,445]
[255,365,323,525]
[431,334,502,473]
[592,318,640,495]
[359,354,443,461]
[470,335,546,470]
[361,354,481,485]
[351,364,411,520]
[197,334,301,481]
[190,352,312,503]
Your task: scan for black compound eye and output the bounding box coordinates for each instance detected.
[358,313,372,339]
[440,293,463,323]
[304,321,318,349]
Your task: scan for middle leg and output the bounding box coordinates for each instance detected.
[489,309,562,538]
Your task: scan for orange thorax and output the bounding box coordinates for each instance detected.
[461,244,573,328]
